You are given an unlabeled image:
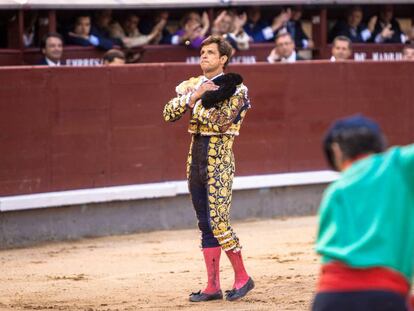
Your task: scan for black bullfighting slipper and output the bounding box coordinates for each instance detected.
[225,277,255,301]
[189,290,223,302]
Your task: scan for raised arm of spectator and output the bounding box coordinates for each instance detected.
[67,31,113,50]
[200,11,210,37]
[227,13,250,50]
[359,15,377,42]
[122,19,165,48]
[211,10,228,35]
[267,47,280,63]
[253,9,290,42]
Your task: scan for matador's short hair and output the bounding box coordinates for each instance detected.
[201,35,233,69]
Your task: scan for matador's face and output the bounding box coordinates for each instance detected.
[199,43,227,74]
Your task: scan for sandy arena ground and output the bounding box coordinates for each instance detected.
[0,216,320,311]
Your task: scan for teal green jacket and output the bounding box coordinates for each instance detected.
[317,144,414,282]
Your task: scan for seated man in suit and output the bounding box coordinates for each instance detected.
[267,32,304,63]
[39,32,64,66]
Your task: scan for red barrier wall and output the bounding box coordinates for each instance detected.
[0,62,413,196]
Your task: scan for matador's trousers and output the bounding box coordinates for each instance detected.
[187,134,241,251]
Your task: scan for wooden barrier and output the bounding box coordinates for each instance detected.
[0,61,413,196]
[0,43,406,66]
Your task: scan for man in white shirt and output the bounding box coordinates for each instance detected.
[39,33,64,66]
[267,32,303,63]
[330,36,352,62]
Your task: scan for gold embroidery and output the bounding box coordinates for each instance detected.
[169,78,250,252]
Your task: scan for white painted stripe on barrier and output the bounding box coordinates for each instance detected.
[0,170,339,212]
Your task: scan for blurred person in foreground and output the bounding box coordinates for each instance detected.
[163,35,254,302]
[103,49,125,65]
[312,115,414,311]
[267,32,304,63]
[330,36,352,61]
[402,44,414,60]
[39,32,64,66]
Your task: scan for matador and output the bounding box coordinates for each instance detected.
[163,36,254,302]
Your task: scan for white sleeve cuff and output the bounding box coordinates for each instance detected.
[171,35,180,45]
[302,39,308,48]
[361,29,371,42]
[262,26,275,41]
[267,55,275,63]
[375,33,384,43]
[89,35,100,46]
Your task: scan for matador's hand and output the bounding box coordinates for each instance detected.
[189,81,219,108]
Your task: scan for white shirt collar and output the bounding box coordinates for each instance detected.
[281,51,297,63]
[202,72,224,82]
[45,57,61,66]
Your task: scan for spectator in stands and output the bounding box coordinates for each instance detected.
[103,49,126,65]
[139,11,173,45]
[329,6,377,43]
[170,11,209,49]
[407,24,414,44]
[267,32,303,63]
[66,15,113,50]
[402,44,414,60]
[93,10,123,47]
[23,11,38,47]
[212,10,250,51]
[110,13,166,48]
[244,6,289,43]
[243,6,272,43]
[0,12,9,48]
[371,5,407,44]
[39,32,64,66]
[278,6,314,49]
[244,6,313,49]
[330,36,352,61]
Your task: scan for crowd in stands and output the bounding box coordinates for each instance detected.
[1,5,414,65]
[329,5,408,44]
